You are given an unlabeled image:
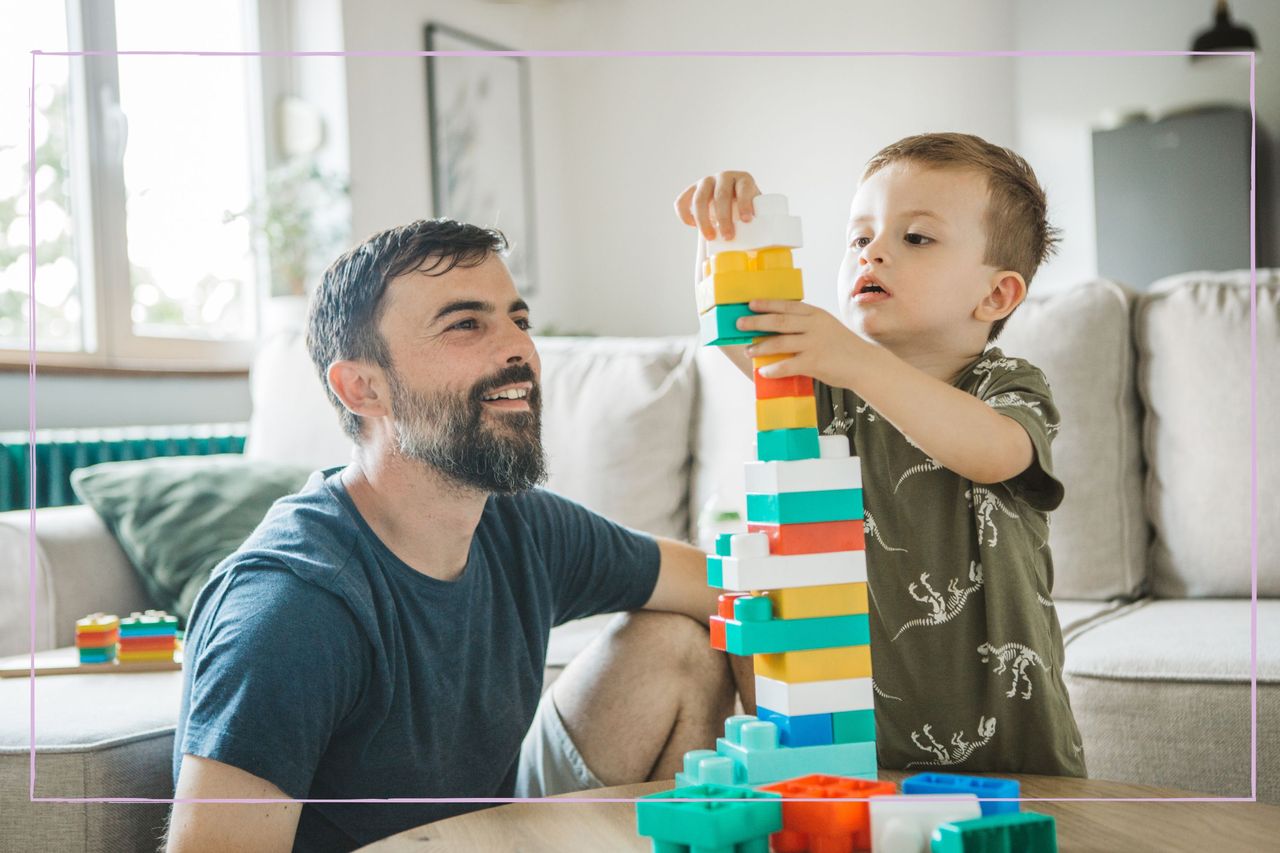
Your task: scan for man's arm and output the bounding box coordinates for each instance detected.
[644,537,756,714]
[166,755,300,853]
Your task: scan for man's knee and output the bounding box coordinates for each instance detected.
[605,611,725,677]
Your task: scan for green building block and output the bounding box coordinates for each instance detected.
[714,533,736,556]
[746,488,864,524]
[706,556,724,588]
[700,303,773,347]
[930,812,1058,853]
[721,595,870,655]
[756,428,820,461]
[674,750,737,788]
[832,709,876,744]
[636,783,782,852]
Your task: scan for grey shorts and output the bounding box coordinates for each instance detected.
[514,687,605,797]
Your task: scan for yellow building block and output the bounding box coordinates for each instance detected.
[754,644,872,683]
[756,395,818,431]
[767,582,869,619]
[702,247,795,278]
[696,267,804,314]
[753,352,790,369]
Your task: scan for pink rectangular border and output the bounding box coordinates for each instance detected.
[24,48,1259,806]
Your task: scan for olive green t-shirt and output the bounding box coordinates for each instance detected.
[814,346,1086,777]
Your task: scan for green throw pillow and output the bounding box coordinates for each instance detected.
[71,454,313,622]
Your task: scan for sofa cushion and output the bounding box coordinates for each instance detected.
[1062,599,1279,800]
[972,280,1148,600]
[1135,271,1279,597]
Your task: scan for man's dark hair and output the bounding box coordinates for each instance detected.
[306,218,508,442]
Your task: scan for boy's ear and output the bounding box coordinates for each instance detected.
[327,360,392,421]
[975,270,1027,324]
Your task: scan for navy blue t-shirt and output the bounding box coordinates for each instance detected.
[173,467,660,851]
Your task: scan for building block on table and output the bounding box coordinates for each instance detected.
[75,629,120,649]
[756,396,819,432]
[754,369,814,401]
[75,613,120,664]
[719,596,871,655]
[756,706,834,747]
[709,592,751,651]
[902,774,1021,817]
[746,488,864,525]
[700,303,770,347]
[765,581,869,619]
[119,610,179,636]
[869,795,982,853]
[675,749,737,788]
[754,645,872,683]
[743,456,862,495]
[758,774,899,853]
[756,428,821,461]
[707,556,724,588]
[754,675,873,717]
[748,521,866,557]
[929,811,1057,853]
[712,715,878,785]
[76,613,120,634]
[831,709,876,744]
[717,549,868,591]
[696,266,804,314]
[703,193,803,254]
[636,782,782,853]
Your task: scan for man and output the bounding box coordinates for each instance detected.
[166,219,753,852]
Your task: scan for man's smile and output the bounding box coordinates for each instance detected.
[480,382,533,411]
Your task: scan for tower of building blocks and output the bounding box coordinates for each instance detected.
[695,194,876,786]
[75,613,120,665]
[117,610,180,663]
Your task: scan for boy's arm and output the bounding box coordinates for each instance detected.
[739,300,1034,485]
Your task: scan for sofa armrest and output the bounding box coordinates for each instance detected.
[0,505,153,657]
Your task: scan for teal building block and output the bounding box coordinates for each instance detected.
[832,709,876,744]
[903,773,1020,816]
[721,595,871,655]
[706,556,724,588]
[746,488,864,524]
[636,783,782,853]
[756,428,820,461]
[714,715,878,785]
[930,812,1057,853]
[700,303,773,347]
[674,750,737,788]
[714,533,736,556]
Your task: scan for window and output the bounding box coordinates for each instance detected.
[2,0,266,370]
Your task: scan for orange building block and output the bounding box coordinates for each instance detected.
[754,368,814,400]
[748,520,866,555]
[709,592,749,651]
[759,774,899,853]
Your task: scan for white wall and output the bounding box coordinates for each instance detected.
[340,0,1018,335]
[1014,0,1278,293]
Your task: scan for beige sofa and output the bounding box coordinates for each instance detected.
[2,271,1276,849]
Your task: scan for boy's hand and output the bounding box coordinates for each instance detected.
[674,171,762,241]
[737,299,869,389]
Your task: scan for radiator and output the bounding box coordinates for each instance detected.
[0,423,248,511]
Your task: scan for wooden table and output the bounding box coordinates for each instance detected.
[360,772,1280,852]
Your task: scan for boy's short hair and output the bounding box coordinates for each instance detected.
[862,132,1061,342]
[306,219,508,442]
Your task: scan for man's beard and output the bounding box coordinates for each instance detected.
[385,362,547,495]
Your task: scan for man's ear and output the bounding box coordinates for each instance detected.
[327,360,391,421]
[975,270,1027,324]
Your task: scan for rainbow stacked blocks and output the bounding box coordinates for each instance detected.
[75,613,120,664]
[698,194,875,786]
[117,610,179,663]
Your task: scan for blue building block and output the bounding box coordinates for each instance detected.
[756,428,821,461]
[700,303,773,347]
[756,705,834,747]
[746,488,864,524]
[636,783,782,853]
[903,773,1021,816]
[720,595,870,655]
[930,812,1057,853]
[714,714,878,785]
[674,750,737,788]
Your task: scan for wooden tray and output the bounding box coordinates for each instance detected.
[0,645,182,678]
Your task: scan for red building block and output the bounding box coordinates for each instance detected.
[747,520,866,555]
[758,774,898,853]
[755,368,815,400]
[709,592,749,652]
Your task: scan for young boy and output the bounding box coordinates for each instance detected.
[674,133,1086,776]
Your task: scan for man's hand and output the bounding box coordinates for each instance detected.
[736,298,870,390]
[166,755,300,853]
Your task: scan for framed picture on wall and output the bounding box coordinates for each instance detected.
[425,23,538,295]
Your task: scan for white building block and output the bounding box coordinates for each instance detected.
[869,795,982,853]
[754,674,873,716]
[729,532,770,558]
[743,456,862,494]
[705,193,803,254]
[819,434,851,459]
[720,549,867,591]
